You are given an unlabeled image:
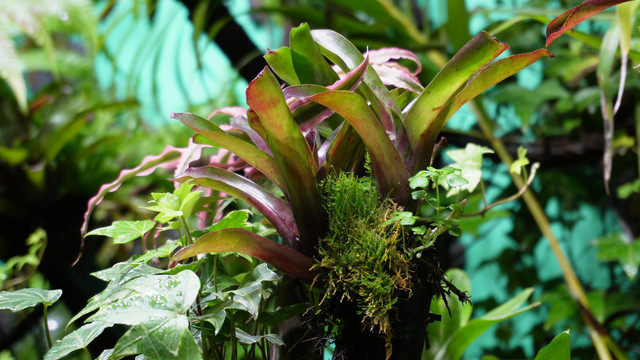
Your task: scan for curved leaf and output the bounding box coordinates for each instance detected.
[175,166,301,252]
[0,288,62,311]
[290,23,339,86]
[535,330,571,360]
[546,0,632,47]
[309,90,410,204]
[45,321,114,360]
[171,228,316,284]
[246,67,326,253]
[171,112,286,190]
[403,31,509,173]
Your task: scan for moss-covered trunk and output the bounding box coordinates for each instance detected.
[332,260,438,360]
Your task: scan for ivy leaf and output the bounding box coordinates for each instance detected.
[409,171,430,189]
[133,240,180,264]
[594,233,640,279]
[44,321,114,360]
[0,288,62,311]
[510,146,530,175]
[445,143,494,195]
[206,210,253,233]
[383,211,418,226]
[446,173,469,188]
[144,193,183,223]
[87,270,200,326]
[86,220,155,244]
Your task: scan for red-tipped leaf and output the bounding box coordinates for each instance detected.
[546,0,633,47]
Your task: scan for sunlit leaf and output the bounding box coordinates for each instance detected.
[0,288,62,311]
[594,233,640,279]
[86,220,155,244]
[444,143,494,195]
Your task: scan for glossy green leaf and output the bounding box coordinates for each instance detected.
[206,210,253,233]
[264,47,300,85]
[171,228,316,284]
[290,23,339,86]
[175,166,301,252]
[45,321,114,360]
[534,330,571,360]
[133,240,180,264]
[444,143,494,195]
[434,288,538,360]
[246,67,326,252]
[0,288,62,311]
[309,90,410,204]
[86,220,155,244]
[546,0,632,47]
[170,112,286,190]
[403,31,508,173]
[594,233,640,279]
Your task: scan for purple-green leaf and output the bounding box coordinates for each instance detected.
[81,145,189,238]
[403,31,509,173]
[175,166,302,253]
[546,0,633,47]
[171,228,317,284]
[246,67,326,253]
[309,90,411,204]
[171,112,286,190]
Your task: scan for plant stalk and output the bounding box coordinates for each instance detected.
[470,98,626,360]
[43,305,53,348]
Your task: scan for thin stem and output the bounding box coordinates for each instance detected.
[470,98,626,360]
[83,347,91,360]
[181,216,194,245]
[462,163,539,217]
[229,312,238,360]
[43,305,52,349]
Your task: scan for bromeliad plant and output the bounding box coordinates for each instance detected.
[164,23,552,359]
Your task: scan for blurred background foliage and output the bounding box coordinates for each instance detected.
[0,0,639,358]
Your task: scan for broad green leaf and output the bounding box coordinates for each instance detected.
[87,270,200,326]
[144,193,182,223]
[289,23,339,86]
[309,90,410,204]
[45,321,114,360]
[434,288,538,360]
[246,67,326,252]
[175,166,301,252]
[86,220,155,244]
[111,316,201,360]
[206,210,253,233]
[534,330,571,360]
[403,32,508,173]
[0,288,62,311]
[546,0,632,47]
[594,233,640,279]
[171,112,286,190]
[172,228,316,284]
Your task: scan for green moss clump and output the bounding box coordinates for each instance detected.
[315,172,412,342]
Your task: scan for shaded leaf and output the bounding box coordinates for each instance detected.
[45,321,114,360]
[0,288,62,311]
[86,220,155,244]
[594,233,640,279]
[534,330,571,360]
[289,23,339,86]
[171,228,316,284]
[235,328,284,346]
